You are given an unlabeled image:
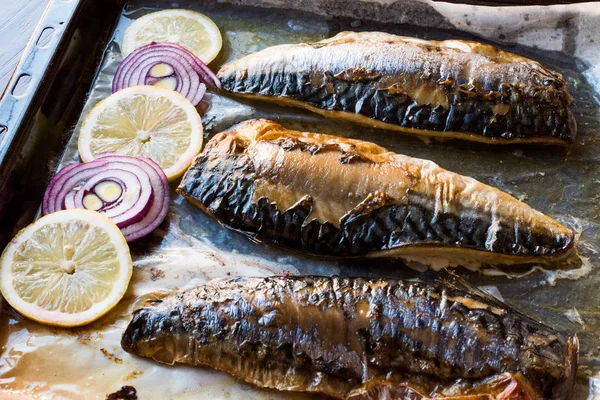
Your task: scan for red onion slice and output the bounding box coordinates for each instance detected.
[113,42,220,106]
[42,154,170,242]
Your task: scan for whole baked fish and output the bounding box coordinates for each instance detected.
[217,32,575,144]
[121,276,578,399]
[177,119,573,263]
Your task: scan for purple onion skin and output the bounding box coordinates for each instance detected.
[42,162,81,214]
[113,42,219,106]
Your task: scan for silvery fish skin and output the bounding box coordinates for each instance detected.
[121,276,578,399]
[177,119,574,263]
[217,32,575,144]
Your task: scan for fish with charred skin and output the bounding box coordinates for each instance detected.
[177,119,573,263]
[121,275,578,399]
[217,31,575,144]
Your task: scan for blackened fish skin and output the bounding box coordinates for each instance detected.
[177,119,573,263]
[217,32,575,144]
[121,276,578,399]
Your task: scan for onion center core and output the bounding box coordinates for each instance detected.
[95,180,123,202]
[82,180,125,211]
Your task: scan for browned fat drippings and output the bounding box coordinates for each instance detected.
[345,371,540,399]
[326,59,452,109]
[250,285,371,358]
[101,348,124,364]
[238,123,419,225]
[250,141,414,225]
[375,75,451,109]
[447,296,506,316]
[123,370,144,381]
[528,334,559,347]
[366,73,451,110]
[491,104,510,115]
[385,82,408,96]
[151,348,176,365]
[334,67,382,82]
[407,84,450,109]
[149,267,165,281]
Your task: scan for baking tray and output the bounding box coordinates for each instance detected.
[0,0,599,398]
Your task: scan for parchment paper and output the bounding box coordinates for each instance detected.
[1,0,599,399]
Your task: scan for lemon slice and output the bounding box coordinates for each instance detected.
[122,9,222,64]
[0,209,132,327]
[78,86,203,181]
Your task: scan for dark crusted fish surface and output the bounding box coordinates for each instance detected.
[177,119,573,263]
[217,32,575,144]
[121,276,578,399]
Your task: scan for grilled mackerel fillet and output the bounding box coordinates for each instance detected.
[122,276,578,399]
[217,32,575,144]
[177,119,573,263]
